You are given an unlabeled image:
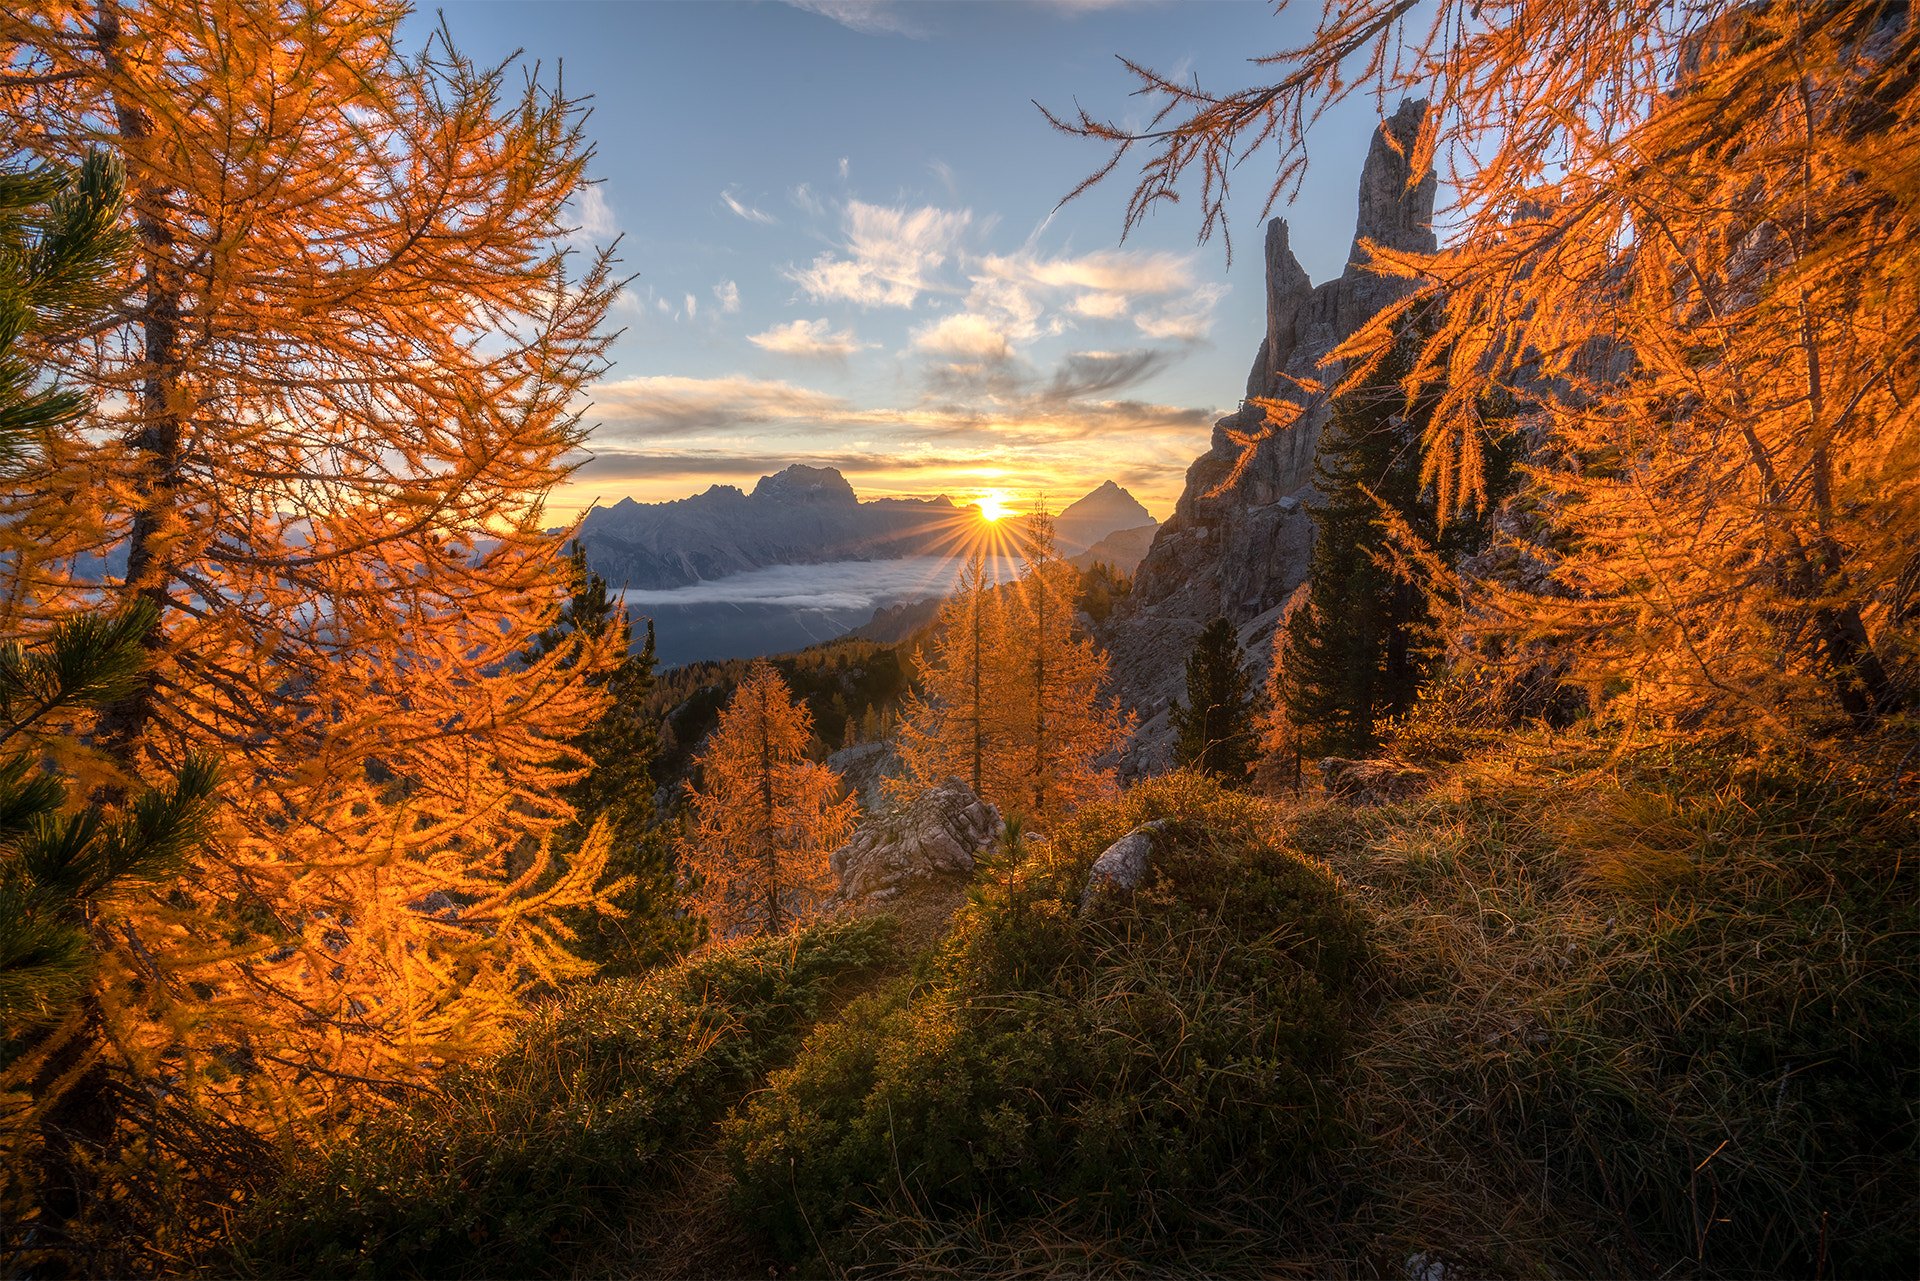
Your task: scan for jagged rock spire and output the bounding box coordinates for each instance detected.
[1095,101,1439,775]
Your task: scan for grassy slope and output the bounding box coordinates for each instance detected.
[223,737,1918,1279]
[1296,739,1917,1279]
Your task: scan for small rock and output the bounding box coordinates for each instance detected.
[1078,820,1171,913]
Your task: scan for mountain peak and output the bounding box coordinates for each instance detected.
[751,464,857,506]
[1059,480,1150,521]
[1054,480,1155,555]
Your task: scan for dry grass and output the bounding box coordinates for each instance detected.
[726,773,1367,1276]
[219,736,1917,1280]
[1297,734,1919,1278]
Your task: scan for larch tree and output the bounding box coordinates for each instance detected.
[1172,617,1256,782]
[0,0,628,1135]
[999,513,1130,827]
[1050,0,1919,743]
[1255,590,1311,791]
[895,549,1011,803]
[679,661,857,940]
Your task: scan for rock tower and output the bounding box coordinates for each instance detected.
[1100,100,1437,771]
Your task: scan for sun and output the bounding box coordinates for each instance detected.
[976,490,1014,523]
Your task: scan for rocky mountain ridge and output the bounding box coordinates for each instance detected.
[1097,99,1437,772]
[577,465,955,589]
[1069,524,1157,575]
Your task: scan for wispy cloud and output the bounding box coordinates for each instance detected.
[1134,283,1229,341]
[1069,291,1130,319]
[578,448,990,483]
[787,200,971,308]
[721,188,777,225]
[564,183,619,247]
[713,280,741,314]
[591,374,853,436]
[1043,348,1179,400]
[937,247,1213,354]
[782,0,929,38]
[749,318,875,359]
[911,312,1015,363]
[986,248,1194,295]
[790,182,825,217]
[928,158,958,196]
[588,372,1214,449]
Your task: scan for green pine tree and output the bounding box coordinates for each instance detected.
[527,543,695,973]
[0,607,219,1028]
[0,150,222,1241]
[1172,617,1256,783]
[1276,317,1511,760]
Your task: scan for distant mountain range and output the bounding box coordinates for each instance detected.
[577,465,1154,591]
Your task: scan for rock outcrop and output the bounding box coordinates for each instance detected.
[825,777,1000,917]
[1097,100,1436,772]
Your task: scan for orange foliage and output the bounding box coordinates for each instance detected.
[679,661,857,939]
[896,550,1011,802]
[0,0,626,1130]
[1053,0,1919,739]
[897,517,1130,827]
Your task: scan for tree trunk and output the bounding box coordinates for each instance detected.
[93,6,184,770]
[970,583,983,795]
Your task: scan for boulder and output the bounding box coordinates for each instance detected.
[827,777,1000,915]
[1078,820,1172,912]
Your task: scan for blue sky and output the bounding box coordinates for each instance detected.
[408,1,1396,520]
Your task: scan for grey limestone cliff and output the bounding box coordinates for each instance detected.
[1099,100,1436,772]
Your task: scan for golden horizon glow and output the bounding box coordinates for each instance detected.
[549,469,1173,528]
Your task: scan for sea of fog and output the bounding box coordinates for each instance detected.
[621,554,1024,668]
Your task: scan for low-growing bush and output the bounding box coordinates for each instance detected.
[227,916,899,1279]
[727,773,1367,1269]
